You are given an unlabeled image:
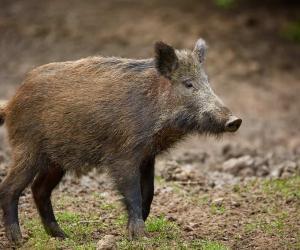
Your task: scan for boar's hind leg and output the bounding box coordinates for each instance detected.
[140,157,155,221]
[0,156,39,244]
[31,162,66,239]
[111,162,146,239]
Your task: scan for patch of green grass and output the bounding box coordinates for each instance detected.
[244,177,300,238]
[263,176,300,200]
[84,192,119,212]
[117,216,229,249]
[213,0,235,9]
[231,179,259,196]
[117,215,181,249]
[118,237,178,250]
[210,204,226,215]
[245,219,282,235]
[193,195,210,206]
[115,213,127,227]
[55,195,75,209]
[170,182,183,195]
[155,175,165,185]
[146,216,177,233]
[58,212,102,241]
[245,212,288,236]
[22,211,104,249]
[20,174,300,249]
[242,177,300,248]
[100,202,116,211]
[232,184,241,193]
[192,240,230,250]
[281,21,300,43]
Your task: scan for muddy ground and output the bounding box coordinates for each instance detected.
[0,0,299,249]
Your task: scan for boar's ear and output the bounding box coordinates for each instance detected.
[193,38,207,63]
[154,41,178,79]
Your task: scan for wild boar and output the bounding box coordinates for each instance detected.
[0,39,241,244]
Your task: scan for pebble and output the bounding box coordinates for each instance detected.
[96,235,117,250]
[212,198,224,207]
[222,155,255,176]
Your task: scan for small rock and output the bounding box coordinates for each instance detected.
[239,167,255,177]
[281,171,293,179]
[277,161,298,178]
[231,200,241,207]
[184,225,194,232]
[212,198,224,207]
[283,161,297,173]
[223,155,255,176]
[160,160,180,181]
[166,215,177,221]
[270,167,281,178]
[159,186,173,194]
[221,144,256,160]
[96,235,117,250]
[286,197,295,204]
[189,222,199,228]
[174,168,197,181]
[256,165,270,177]
[254,157,268,168]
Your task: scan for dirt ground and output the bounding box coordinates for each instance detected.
[0,0,299,249]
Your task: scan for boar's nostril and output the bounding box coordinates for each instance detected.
[225,116,242,132]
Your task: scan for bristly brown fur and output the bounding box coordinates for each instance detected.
[0,40,240,244]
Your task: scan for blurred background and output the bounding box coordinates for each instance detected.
[0,0,300,249]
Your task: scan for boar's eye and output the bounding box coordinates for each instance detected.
[182,79,194,89]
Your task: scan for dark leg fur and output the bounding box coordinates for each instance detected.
[140,157,155,221]
[31,163,66,238]
[111,163,145,239]
[0,159,39,245]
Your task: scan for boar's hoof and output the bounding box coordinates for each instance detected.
[128,219,147,240]
[51,229,68,240]
[45,222,68,239]
[6,223,23,245]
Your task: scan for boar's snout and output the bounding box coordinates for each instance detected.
[224,116,242,132]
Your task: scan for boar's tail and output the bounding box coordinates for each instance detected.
[0,100,7,126]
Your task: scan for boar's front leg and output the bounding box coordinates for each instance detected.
[111,161,146,239]
[140,156,155,221]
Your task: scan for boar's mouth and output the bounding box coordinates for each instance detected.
[172,110,226,135]
[198,112,227,135]
[198,112,242,134]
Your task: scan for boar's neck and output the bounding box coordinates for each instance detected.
[149,76,190,154]
[152,127,186,154]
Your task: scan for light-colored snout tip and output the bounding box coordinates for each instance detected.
[225,116,242,132]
